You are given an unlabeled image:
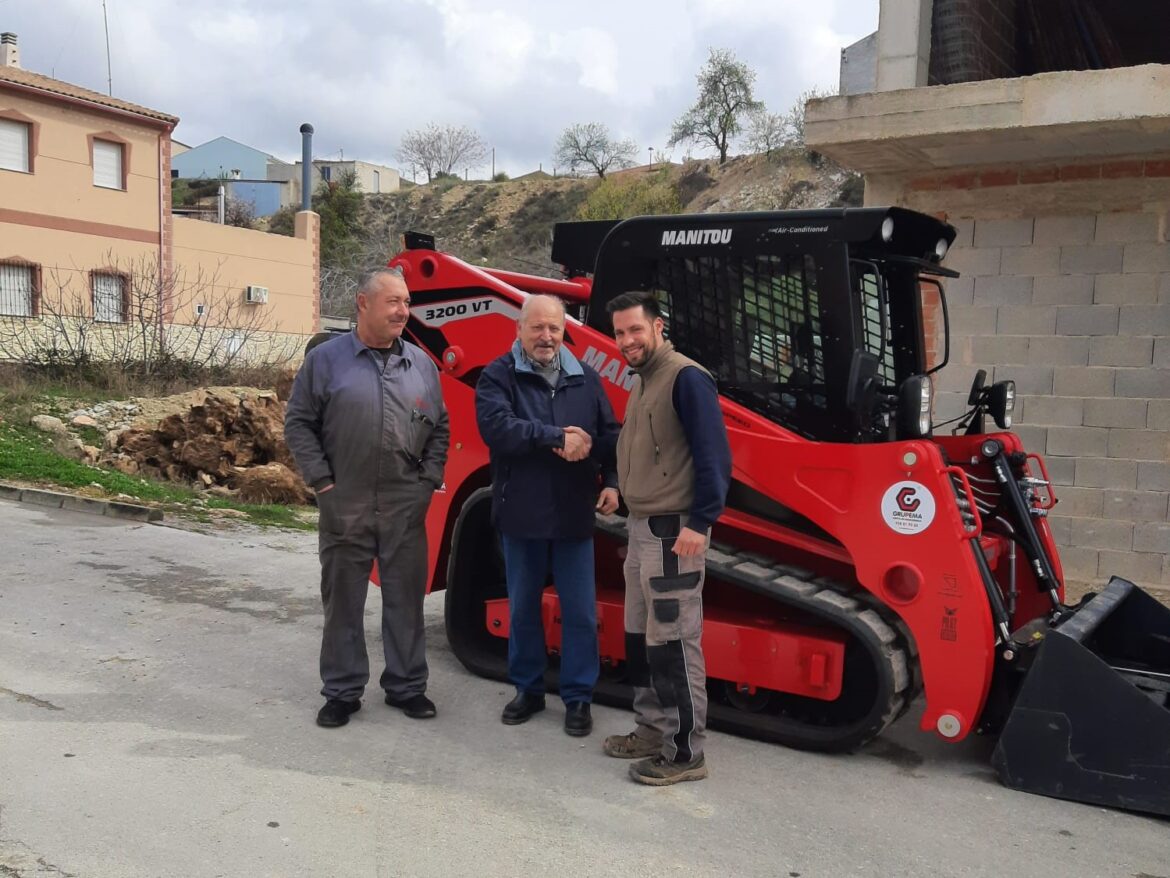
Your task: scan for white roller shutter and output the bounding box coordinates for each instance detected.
[93,139,123,189]
[0,119,29,173]
[0,264,33,316]
[93,273,124,322]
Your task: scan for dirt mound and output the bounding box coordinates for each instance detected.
[126,384,293,430]
[104,388,311,504]
[234,462,310,505]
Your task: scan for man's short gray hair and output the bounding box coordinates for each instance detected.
[356,266,405,301]
[519,294,566,324]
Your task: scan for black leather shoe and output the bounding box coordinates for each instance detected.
[564,702,592,737]
[316,698,360,728]
[385,692,437,719]
[501,692,546,725]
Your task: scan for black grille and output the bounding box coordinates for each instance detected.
[854,262,896,385]
[652,253,826,430]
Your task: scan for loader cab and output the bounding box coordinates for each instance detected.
[576,208,957,443]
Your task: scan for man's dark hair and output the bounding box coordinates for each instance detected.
[606,290,662,320]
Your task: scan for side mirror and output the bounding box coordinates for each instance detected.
[967,368,987,406]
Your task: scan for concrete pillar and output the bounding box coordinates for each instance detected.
[295,210,321,332]
[876,0,933,91]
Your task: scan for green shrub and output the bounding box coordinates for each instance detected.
[576,173,681,221]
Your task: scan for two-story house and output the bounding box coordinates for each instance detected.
[0,32,320,366]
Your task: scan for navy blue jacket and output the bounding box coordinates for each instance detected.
[671,367,732,533]
[476,341,620,540]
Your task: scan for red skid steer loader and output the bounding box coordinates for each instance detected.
[382,208,1170,815]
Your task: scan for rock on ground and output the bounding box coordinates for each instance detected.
[30,414,67,435]
[233,462,312,505]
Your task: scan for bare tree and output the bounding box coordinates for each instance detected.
[318,258,368,319]
[554,123,639,179]
[0,252,298,375]
[782,86,835,149]
[743,107,786,157]
[397,124,489,182]
[668,48,763,164]
[223,196,257,229]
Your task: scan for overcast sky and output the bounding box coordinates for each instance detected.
[3,0,876,177]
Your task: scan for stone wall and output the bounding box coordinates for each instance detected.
[0,314,308,369]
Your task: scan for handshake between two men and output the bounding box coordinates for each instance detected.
[552,425,620,515]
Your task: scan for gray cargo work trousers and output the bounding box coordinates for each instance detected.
[317,484,433,702]
[623,513,709,762]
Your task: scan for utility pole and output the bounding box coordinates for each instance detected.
[102,0,113,95]
[648,146,653,171]
[491,147,495,179]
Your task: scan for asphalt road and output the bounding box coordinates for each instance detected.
[0,499,1167,878]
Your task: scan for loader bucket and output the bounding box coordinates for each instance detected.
[992,577,1170,816]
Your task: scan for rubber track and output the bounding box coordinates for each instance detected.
[595,513,920,752]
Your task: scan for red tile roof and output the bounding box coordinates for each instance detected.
[0,65,178,125]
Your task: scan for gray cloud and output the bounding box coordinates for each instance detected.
[4,0,876,176]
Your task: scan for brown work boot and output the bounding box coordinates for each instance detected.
[628,754,708,786]
[602,731,661,759]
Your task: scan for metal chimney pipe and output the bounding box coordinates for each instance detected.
[300,123,314,211]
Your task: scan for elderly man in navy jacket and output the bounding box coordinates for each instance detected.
[475,294,620,736]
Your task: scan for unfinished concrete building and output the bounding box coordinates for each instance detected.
[807,0,1170,594]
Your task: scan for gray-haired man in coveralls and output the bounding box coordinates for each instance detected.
[285,266,450,728]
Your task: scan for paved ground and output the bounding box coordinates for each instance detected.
[0,499,1167,878]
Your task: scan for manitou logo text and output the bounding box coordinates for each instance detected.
[580,347,637,391]
[661,228,733,246]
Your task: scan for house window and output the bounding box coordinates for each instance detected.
[0,118,30,173]
[223,331,245,358]
[93,139,124,189]
[92,272,126,322]
[0,262,37,317]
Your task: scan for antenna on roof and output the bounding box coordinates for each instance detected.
[102,0,112,95]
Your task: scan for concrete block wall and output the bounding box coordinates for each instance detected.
[935,210,1170,593]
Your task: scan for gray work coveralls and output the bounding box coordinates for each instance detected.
[285,331,449,702]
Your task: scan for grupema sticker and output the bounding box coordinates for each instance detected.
[881,481,936,534]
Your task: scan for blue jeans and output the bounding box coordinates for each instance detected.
[500,534,599,705]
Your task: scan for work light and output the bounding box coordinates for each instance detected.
[898,375,933,438]
[989,380,1015,430]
